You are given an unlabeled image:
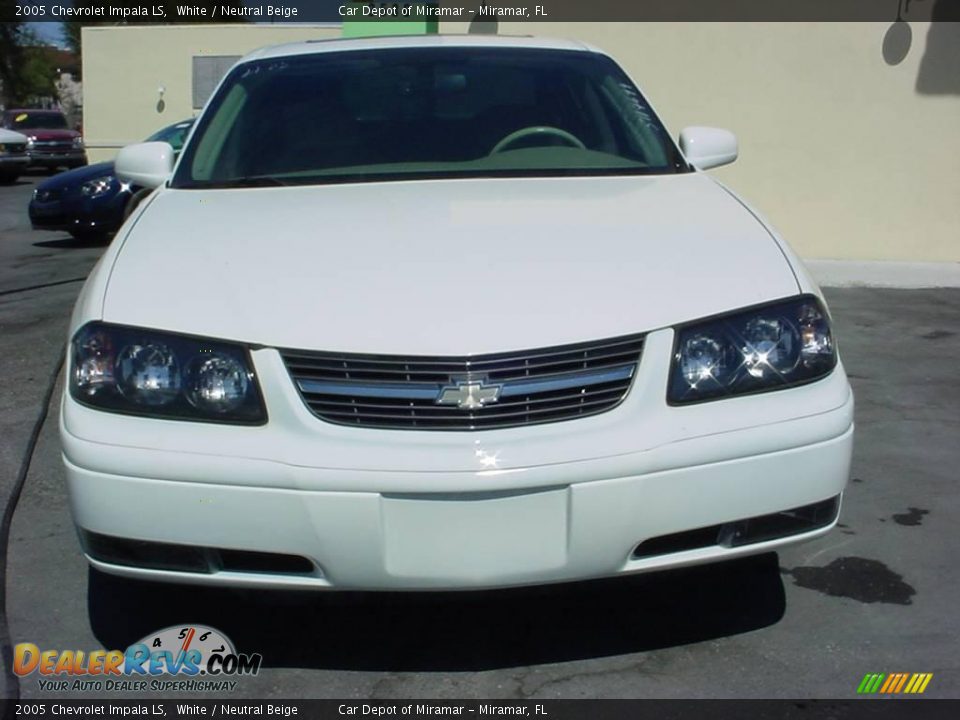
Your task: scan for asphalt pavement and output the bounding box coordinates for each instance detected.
[1,175,958,700]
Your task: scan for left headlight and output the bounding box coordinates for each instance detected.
[80,176,115,198]
[668,295,836,404]
[70,322,267,424]
[72,136,84,149]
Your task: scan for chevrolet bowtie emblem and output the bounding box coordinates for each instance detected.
[436,381,502,410]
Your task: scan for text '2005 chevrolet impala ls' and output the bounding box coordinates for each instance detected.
[62,35,853,590]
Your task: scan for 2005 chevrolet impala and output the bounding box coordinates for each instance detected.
[62,35,853,590]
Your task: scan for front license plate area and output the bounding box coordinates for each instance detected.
[381,487,569,583]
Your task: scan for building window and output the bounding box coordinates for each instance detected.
[192,56,241,110]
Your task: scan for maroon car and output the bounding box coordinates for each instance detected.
[2,109,87,170]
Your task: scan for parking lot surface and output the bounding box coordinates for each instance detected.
[1,175,958,699]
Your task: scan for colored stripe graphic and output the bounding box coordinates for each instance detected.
[857,672,933,694]
[858,673,885,694]
[880,674,900,693]
[912,673,933,694]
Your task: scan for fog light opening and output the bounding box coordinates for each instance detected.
[632,495,841,559]
[80,530,317,577]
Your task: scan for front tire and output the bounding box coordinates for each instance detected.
[0,172,19,185]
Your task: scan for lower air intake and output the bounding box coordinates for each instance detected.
[80,531,316,576]
[632,496,840,559]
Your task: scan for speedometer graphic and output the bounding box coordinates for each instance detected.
[133,624,235,674]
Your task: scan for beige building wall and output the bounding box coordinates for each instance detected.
[83,22,960,263]
[82,24,340,162]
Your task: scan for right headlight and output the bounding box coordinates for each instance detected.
[80,176,115,198]
[668,295,836,405]
[70,322,267,424]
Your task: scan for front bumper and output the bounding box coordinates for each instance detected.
[28,149,87,168]
[65,429,851,590]
[61,328,854,590]
[29,192,127,234]
[0,155,28,172]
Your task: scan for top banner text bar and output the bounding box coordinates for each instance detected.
[6,1,960,24]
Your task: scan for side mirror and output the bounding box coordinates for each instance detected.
[115,141,174,189]
[678,127,738,170]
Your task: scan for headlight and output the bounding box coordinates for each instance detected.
[80,176,114,198]
[72,136,84,148]
[26,137,35,148]
[70,322,266,424]
[668,295,836,404]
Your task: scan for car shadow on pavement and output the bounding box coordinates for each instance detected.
[33,236,111,250]
[88,553,785,671]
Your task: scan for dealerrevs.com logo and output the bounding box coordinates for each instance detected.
[14,625,262,692]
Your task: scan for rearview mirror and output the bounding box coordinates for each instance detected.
[678,127,738,170]
[115,141,174,189]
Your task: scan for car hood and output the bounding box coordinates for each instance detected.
[103,174,800,355]
[36,162,114,191]
[24,128,79,141]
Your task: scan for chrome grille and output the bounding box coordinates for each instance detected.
[280,334,645,431]
[32,140,73,154]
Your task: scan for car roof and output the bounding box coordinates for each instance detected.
[242,34,599,64]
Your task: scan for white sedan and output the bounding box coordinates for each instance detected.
[0,127,29,183]
[62,35,853,590]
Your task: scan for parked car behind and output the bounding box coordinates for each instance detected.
[2,108,87,170]
[0,128,30,183]
[29,119,194,240]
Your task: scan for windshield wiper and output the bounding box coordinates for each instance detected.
[180,176,290,189]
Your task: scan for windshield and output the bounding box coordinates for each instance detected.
[7,111,68,130]
[173,47,688,189]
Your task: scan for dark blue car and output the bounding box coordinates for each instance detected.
[28,119,193,240]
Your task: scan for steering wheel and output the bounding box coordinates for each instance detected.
[490,126,586,154]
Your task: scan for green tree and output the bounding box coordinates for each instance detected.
[0,3,27,104]
[0,18,57,105]
[62,21,82,56]
[19,45,59,102]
